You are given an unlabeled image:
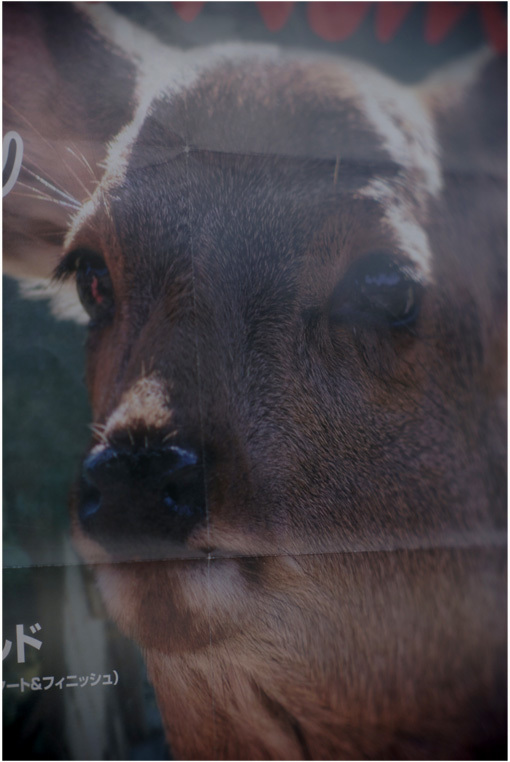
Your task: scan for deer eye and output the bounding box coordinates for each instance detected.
[68,250,114,324]
[329,252,422,329]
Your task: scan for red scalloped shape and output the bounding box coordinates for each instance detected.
[257,2,294,32]
[308,2,371,42]
[375,2,414,43]
[172,2,205,23]
[424,2,469,44]
[480,3,507,54]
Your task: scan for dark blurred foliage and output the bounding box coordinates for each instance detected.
[3,277,89,567]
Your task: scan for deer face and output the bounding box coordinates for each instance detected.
[4,5,505,758]
[52,53,503,653]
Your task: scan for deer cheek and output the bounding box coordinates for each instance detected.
[85,330,119,417]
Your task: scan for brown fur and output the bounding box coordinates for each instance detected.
[4,4,506,759]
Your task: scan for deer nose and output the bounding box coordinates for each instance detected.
[77,444,206,552]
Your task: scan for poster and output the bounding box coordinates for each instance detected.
[3,3,507,759]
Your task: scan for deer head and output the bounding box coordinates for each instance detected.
[4,4,506,758]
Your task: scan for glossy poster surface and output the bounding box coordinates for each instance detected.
[3,3,507,759]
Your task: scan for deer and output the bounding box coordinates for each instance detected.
[3,3,506,759]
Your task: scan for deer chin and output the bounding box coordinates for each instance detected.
[75,509,302,656]
[73,510,257,653]
[92,559,243,652]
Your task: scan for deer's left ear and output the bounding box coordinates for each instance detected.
[420,50,506,395]
[3,2,138,281]
[420,49,506,179]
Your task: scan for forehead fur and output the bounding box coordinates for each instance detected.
[96,47,441,286]
[104,46,440,186]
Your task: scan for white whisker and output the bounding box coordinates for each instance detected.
[3,102,86,202]
[60,153,94,201]
[24,155,81,204]
[67,143,97,180]
[89,423,110,446]
[9,190,78,210]
[24,167,81,207]
[4,100,92,201]
[15,180,64,204]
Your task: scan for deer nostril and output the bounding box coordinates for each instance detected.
[81,448,119,490]
[77,443,206,552]
[162,470,204,520]
[166,445,199,469]
[163,493,196,520]
[79,479,102,521]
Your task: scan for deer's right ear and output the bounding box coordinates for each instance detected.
[3,2,137,281]
[420,49,506,182]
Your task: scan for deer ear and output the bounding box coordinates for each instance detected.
[420,49,506,179]
[3,2,137,281]
[421,50,506,395]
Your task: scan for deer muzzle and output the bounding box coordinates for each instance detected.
[77,443,206,554]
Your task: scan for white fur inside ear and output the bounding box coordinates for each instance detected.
[419,47,494,111]
[18,278,88,325]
